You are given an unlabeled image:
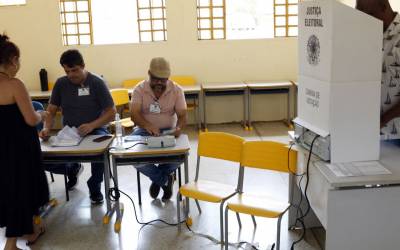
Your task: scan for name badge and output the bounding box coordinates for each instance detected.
[78,87,90,96]
[149,102,161,114]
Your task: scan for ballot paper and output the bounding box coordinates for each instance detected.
[49,126,83,147]
[324,161,391,177]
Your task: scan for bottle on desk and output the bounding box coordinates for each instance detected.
[115,113,124,150]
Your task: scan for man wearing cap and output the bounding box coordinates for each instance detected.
[130,57,187,201]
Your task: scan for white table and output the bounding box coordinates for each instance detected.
[289,140,400,250]
[107,134,191,232]
[41,135,114,210]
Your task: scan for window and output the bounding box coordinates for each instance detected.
[197,0,226,40]
[197,0,298,40]
[58,0,167,45]
[59,0,93,45]
[274,0,298,37]
[0,0,25,6]
[136,0,167,42]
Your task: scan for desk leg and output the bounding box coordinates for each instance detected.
[112,156,124,233]
[196,95,201,131]
[247,89,252,130]
[203,91,207,132]
[103,153,114,225]
[103,153,111,212]
[184,153,190,214]
[286,89,291,127]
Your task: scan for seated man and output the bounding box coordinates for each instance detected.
[130,57,187,201]
[39,49,116,204]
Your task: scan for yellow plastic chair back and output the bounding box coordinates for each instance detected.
[122,78,144,89]
[198,132,244,163]
[241,141,297,173]
[170,75,196,86]
[48,82,55,90]
[110,88,130,106]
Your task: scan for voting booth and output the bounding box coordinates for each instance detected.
[294,0,382,163]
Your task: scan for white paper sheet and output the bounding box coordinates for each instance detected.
[325,161,391,177]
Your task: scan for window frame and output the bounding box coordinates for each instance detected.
[136,0,167,42]
[59,0,93,46]
[197,0,226,40]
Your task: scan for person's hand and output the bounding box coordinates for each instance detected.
[37,110,49,122]
[173,126,182,137]
[39,128,51,141]
[145,124,160,136]
[78,123,95,136]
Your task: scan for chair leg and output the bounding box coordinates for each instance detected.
[224,206,229,250]
[219,202,225,244]
[251,215,257,227]
[276,215,283,250]
[50,173,55,182]
[195,199,202,214]
[236,212,242,228]
[136,171,142,205]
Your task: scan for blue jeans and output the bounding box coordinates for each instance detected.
[131,127,179,187]
[45,127,108,196]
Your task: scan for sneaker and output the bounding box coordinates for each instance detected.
[161,174,174,201]
[67,164,84,190]
[90,192,104,205]
[149,182,160,199]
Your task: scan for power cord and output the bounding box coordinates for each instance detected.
[290,134,319,250]
[108,141,148,150]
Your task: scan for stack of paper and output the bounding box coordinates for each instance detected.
[50,126,83,147]
[325,161,391,177]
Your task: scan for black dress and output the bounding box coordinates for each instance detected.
[0,103,49,237]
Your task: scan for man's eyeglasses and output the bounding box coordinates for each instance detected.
[150,73,168,83]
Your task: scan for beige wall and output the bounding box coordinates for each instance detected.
[0,0,297,90]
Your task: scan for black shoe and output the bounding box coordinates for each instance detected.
[90,192,104,205]
[161,174,174,201]
[67,164,83,190]
[149,182,161,199]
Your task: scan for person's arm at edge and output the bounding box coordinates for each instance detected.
[381,103,400,128]
[39,104,58,140]
[174,109,187,137]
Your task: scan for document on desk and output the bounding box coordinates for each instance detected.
[325,161,391,177]
[49,126,83,147]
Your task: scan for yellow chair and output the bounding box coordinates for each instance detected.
[122,78,144,89]
[110,88,134,128]
[170,76,200,130]
[170,75,196,86]
[177,132,245,243]
[224,141,298,250]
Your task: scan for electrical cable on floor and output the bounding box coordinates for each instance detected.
[290,134,319,250]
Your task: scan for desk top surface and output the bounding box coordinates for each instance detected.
[41,135,114,156]
[315,141,400,187]
[29,90,52,99]
[202,82,247,90]
[110,134,190,157]
[245,81,292,89]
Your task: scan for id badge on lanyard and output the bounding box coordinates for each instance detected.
[78,87,90,96]
[149,101,161,114]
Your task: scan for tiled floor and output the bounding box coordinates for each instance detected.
[0,122,323,250]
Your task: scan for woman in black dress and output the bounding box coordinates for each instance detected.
[0,34,49,250]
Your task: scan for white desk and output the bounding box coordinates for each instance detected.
[41,135,114,211]
[245,81,292,129]
[107,134,191,232]
[289,140,400,250]
[201,82,248,131]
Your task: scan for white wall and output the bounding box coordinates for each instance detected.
[0,0,297,90]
